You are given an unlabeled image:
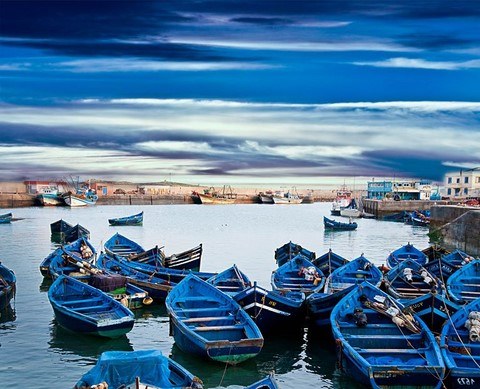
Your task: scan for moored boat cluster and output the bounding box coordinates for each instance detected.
[2,209,479,388]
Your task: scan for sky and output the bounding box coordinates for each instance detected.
[1,0,479,186]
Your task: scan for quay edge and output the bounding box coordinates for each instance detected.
[429,206,480,257]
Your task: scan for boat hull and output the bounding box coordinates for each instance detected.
[234,285,305,334]
[38,194,64,206]
[63,194,97,207]
[197,194,235,204]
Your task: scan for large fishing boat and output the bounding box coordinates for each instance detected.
[331,185,352,215]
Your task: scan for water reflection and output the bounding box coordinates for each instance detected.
[0,304,16,325]
[304,326,363,389]
[169,330,306,388]
[48,320,133,361]
[39,277,53,292]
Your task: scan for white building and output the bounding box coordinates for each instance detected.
[444,168,480,198]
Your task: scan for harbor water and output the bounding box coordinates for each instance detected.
[0,203,430,388]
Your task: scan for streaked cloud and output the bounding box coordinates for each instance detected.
[353,57,480,70]
[168,38,419,52]
[0,98,478,183]
[56,58,277,72]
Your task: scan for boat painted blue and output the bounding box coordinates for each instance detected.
[234,282,305,334]
[97,253,174,301]
[105,232,204,271]
[312,249,349,277]
[323,216,357,231]
[424,257,459,283]
[442,249,477,267]
[48,275,135,338]
[383,258,444,301]
[386,243,427,268]
[50,219,73,235]
[41,237,96,279]
[440,297,480,389]
[271,255,325,296]
[403,292,460,334]
[166,274,264,365]
[104,232,145,258]
[0,262,16,310]
[447,260,480,304]
[245,373,279,389]
[422,245,450,262]
[108,211,144,226]
[307,255,382,328]
[331,282,445,389]
[74,350,203,389]
[207,264,251,296]
[0,212,13,224]
[274,241,316,267]
[112,255,215,284]
[63,224,90,244]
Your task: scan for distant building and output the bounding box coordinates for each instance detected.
[367,179,432,200]
[444,168,480,198]
[24,180,68,195]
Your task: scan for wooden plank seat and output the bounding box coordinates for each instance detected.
[194,324,245,331]
[448,341,480,349]
[179,307,230,314]
[182,315,233,323]
[358,348,426,353]
[72,303,112,312]
[346,334,423,340]
[62,298,102,306]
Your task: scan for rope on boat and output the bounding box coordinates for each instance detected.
[218,346,233,387]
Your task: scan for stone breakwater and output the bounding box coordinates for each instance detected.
[430,205,480,256]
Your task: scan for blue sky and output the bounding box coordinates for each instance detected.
[1,1,479,185]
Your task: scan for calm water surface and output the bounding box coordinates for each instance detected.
[0,203,430,388]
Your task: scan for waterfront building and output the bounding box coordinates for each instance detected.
[367,179,432,200]
[24,180,68,195]
[444,167,480,198]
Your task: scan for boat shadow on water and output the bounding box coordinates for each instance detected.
[169,330,305,388]
[0,304,16,325]
[48,320,133,361]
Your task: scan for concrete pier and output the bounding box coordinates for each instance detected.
[362,199,449,218]
[430,205,480,256]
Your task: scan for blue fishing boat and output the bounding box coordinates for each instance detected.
[312,249,349,277]
[307,255,382,328]
[163,244,203,271]
[331,282,445,389]
[0,262,16,310]
[41,237,96,279]
[382,258,444,301]
[234,282,305,334]
[50,219,73,235]
[63,188,98,207]
[382,211,408,222]
[74,350,203,389]
[112,255,215,284]
[424,257,460,283]
[104,232,145,258]
[49,249,151,310]
[442,249,477,267]
[274,241,316,267]
[323,216,357,231]
[207,264,251,296]
[97,253,175,301]
[403,292,460,334]
[440,297,480,389]
[245,373,279,389]
[386,243,427,268]
[108,211,144,226]
[48,275,135,338]
[271,255,325,296]
[166,274,264,365]
[63,224,90,244]
[447,261,480,304]
[0,212,13,224]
